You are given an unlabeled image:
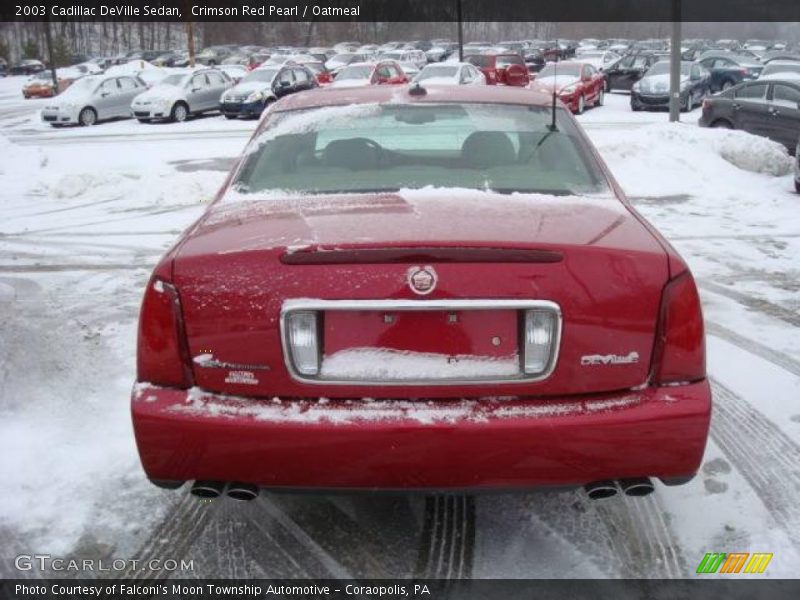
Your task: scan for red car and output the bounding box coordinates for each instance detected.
[132,85,710,500]
[531,61,606,114]
[464,53,530,86]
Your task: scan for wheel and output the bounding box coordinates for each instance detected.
[711,119,733,129]
[795,179,800,194]
[78,107,97,126]
[596,88,604,107]
[721,80,734,91]
[137,118,150,123]
[170,102,188,123]
[576,94,585,115]
[682,94,692,112]
[223,114,237,120]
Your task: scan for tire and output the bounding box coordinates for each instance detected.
[137,118,150,124]
[170,102,188,123]
[795,179,800,194]
[576,94,585,115]
[721,80,734,91]
[682,94,691,112]
[711,119,733,129]
[223,114,237,120]
[596,88,604,107]
[78,107,97,126]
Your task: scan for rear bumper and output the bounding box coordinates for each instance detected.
[132,380,711,491]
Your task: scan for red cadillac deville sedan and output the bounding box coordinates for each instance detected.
[132,85,710,500]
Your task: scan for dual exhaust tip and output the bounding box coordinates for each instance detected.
[190,480,259,501]
[584,477,654,500]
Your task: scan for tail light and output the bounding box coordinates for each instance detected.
[739,68,749,76]
[523,310,557,375]
[284,311,321,376]
[702,99,712,112]
[650,271,706,386]
[137,277,193,387]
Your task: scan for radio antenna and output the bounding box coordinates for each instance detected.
[549,39,559,132]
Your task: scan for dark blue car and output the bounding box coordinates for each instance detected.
[697,53,763,92]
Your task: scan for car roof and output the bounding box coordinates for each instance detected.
[273,84,553,113]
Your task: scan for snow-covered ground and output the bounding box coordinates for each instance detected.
[1,75,799,578]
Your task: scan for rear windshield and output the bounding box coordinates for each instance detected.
[233,103,609,196]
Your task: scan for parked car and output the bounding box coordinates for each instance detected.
[577,50,621,73]
[426,43,458,63]
[10,59,45,75]
[412,62,486,86]
[130,68,232,123]
[604,52,663,92]
[132,84,710,497]
[301,61,333,85]
[697,54,763,92]
[698,79,800,153]
[795,136,800,192]
[105,60,169,88]
[631,61,711,112]
[220,65,317,119]
[464,53,529,86]
[523,49,547,73]
[41,74,146,126]
[325,52,369,75]
[196,46,234,66]
[531,61,605,114]
[377,49,427,70]
[758,60,800,82]
[328,61,407,88]
[219,64,247,84]
[22,72,71,98]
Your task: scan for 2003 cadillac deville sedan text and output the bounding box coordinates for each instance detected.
[132,85,711,501]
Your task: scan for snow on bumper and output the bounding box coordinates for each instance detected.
[131,381,711,490]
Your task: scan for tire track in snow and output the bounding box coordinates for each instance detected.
[593,492,685,578]
[709,379,800,548]
[699,280,800,328]
[705,322,800,378]
[415,495,475,579]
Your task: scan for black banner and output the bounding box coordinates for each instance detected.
[3,580,800,600]
[3,0,800,23]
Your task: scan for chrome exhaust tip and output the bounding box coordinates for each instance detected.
[190,480,225,499]
[619,477,655,497]
[584,480,618,500]
[226,482,259,501]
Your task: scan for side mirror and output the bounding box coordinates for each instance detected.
[505,64,529,87]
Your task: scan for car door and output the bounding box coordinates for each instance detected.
[767,83,800,150]
[94,78,121,119]
[116,76,142,117]
[205,70,229,107]
[292,67,313,91]
[187,73,209,111]
[274,68,295,98]
[582,64,600,102]
[606,54,635,90]
[731,82,771,135]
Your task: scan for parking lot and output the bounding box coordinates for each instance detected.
[1,73,799,578]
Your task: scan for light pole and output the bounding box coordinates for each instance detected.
[669,0,682,122]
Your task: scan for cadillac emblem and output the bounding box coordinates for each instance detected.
[407,265,437,295]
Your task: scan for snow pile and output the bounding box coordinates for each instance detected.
[712,131,793,176]
[320,348,521,380]
[593,122,793,197]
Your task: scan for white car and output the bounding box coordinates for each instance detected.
[40,74,146,126]
[412,63,486,85]
[758,60,800,81]
[325,53,369,75]
[130,68,232,123]
[377,50,427,70]
[576,50,621,71]
[105,60,167,87]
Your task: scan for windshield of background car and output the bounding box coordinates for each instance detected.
[465,55,491,68]
[337,65,373,79]
[232,103,609,196]
[243,69,278,84]
[417,66,459,80]
[538,64,582,78]
[496,56,523,67]
[328,54,356,65]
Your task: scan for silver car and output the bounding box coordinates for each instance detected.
[40,74,146,127]
[130,68,232,123]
